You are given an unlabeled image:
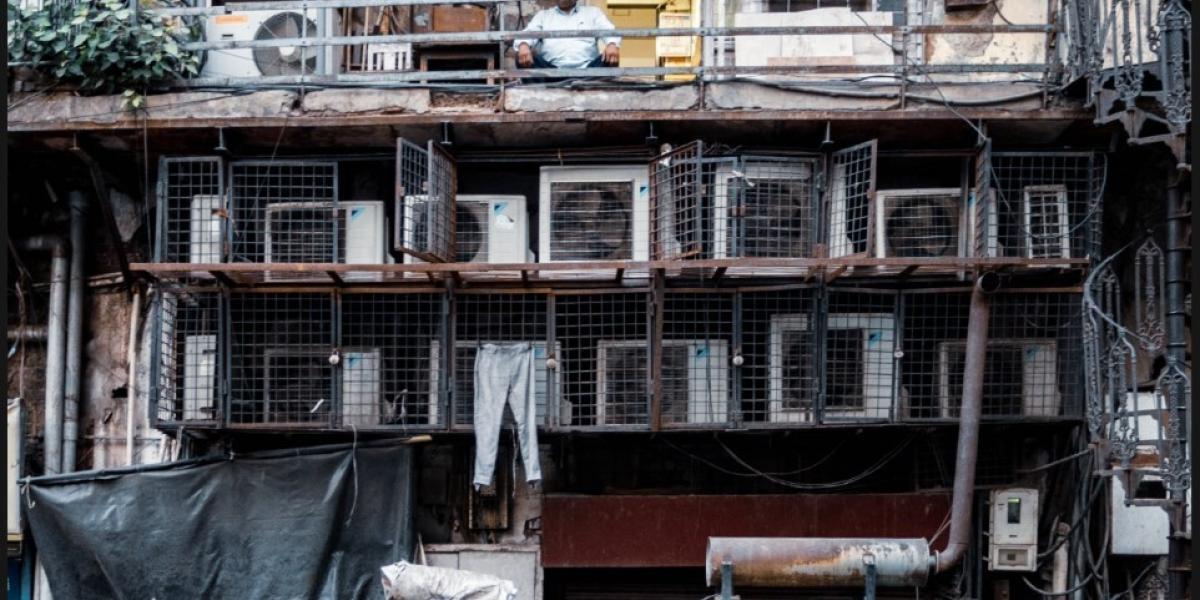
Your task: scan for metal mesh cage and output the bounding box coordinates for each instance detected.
[156,157,226,264]
[154,287,223,426]
[228,293,336,427]
[981,152,1104,261]
[740,287,819,425]
[341,293,445,429]
[452,293,550,428]
[660,291,735,428]
[557,292,650,428]
[650,144,821,263]
[229,161,340,273]
[826,140,877,259]
[900,290,1083,421]
[822,289,898,423]
[395,138,457,263]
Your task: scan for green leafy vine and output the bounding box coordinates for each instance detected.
[8,0,202,108]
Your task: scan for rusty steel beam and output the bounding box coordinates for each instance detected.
[9,108,1093,133]
[705,538,932,588]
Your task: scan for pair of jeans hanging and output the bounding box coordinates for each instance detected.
[472,343,542,488]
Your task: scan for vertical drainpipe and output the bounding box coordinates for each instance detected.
[19,235,69,475]
[62,191,88,472]
[1163,182,1188,600]
[935,272,998,573]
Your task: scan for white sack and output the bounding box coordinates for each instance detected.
[380,560,519,600]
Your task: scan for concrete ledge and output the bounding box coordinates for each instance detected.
[10,90,297,127]
[705,81,1046,111]
[300,88,431,115]
[503,85,698,112]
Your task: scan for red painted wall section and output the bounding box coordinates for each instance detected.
[541,493,952,568]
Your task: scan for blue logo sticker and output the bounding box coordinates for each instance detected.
[1026,347,1040,360]
[535,346,546,358]
[696,346,708,358]
[494,202,507,214]
[350,207,364,220]
[867,331,881,347]
[347,355,360,368]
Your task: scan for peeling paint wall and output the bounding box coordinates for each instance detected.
[925,0,1050,81]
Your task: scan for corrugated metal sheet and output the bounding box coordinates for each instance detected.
[542,493,951,568]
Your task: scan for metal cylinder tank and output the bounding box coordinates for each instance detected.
[705,537,932,588]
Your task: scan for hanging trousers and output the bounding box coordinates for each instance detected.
[473,343,542,487]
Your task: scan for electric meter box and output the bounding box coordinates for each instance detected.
[988,488,1039,572]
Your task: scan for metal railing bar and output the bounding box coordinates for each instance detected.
[178,63,1059,86]
[149,0,510,16]
[180,24,1056,52]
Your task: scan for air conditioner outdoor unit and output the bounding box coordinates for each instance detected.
[341,348,382,427]
[430,340,560,427]
[264,200,388,281]
[937,340,1061,418]
[189,194,223,263]
[1022,185,1071,259]
[404,195,530,266]
[712,162,815,264]
[874,188,966,259]
[769,313,896,423]
[596,339,729,426]
[539,166,650,264]
[182,334,218,421]
[202,9,339,78]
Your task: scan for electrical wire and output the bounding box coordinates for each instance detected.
[1016,445,1094,473]
[713,434,914,490]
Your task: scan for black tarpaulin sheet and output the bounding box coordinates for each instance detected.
[23,440,414,600]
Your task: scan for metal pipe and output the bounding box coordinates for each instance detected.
[705,538,932,588]
[62,191,88,472]
[18,235,69,475]
[126,289,142,465]
[935,271,998,573]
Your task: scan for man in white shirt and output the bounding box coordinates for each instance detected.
[514,0,621,70]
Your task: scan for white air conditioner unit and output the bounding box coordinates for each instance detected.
[264,200,388,280]
[539,166,650,263]
[874,188,966,259]
[430,340,560,426]
[182,334,218,421]
[8,400,23,540]
[202,9,339,78]
[189,194,223,263]
[769,313,896,423]
[712,162,815,263]
[404,195,530,266]
[596,339,729,426]
[1022,185,1070,259]
[937,340,1061,418]
[341,348,382,427]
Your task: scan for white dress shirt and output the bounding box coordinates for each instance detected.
[514,5,621,69]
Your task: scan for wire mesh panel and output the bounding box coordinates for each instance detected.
[154,288,223,426]
[728,156,821,260]
[557,292,650,428]
[740,287,819,425]
[983,153,1104,261]
[156,157,225,264]
[900,290,1083,421]
[452,293,550,429]
[228,293,336,427]
[341,293,444,429]
[823,289,898,423]
[660,292,735,428]
[873,188,966,260]
[826,140,877,259]
[395,138,456,263]
[651,141,710,260]
[229,161,339,279]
